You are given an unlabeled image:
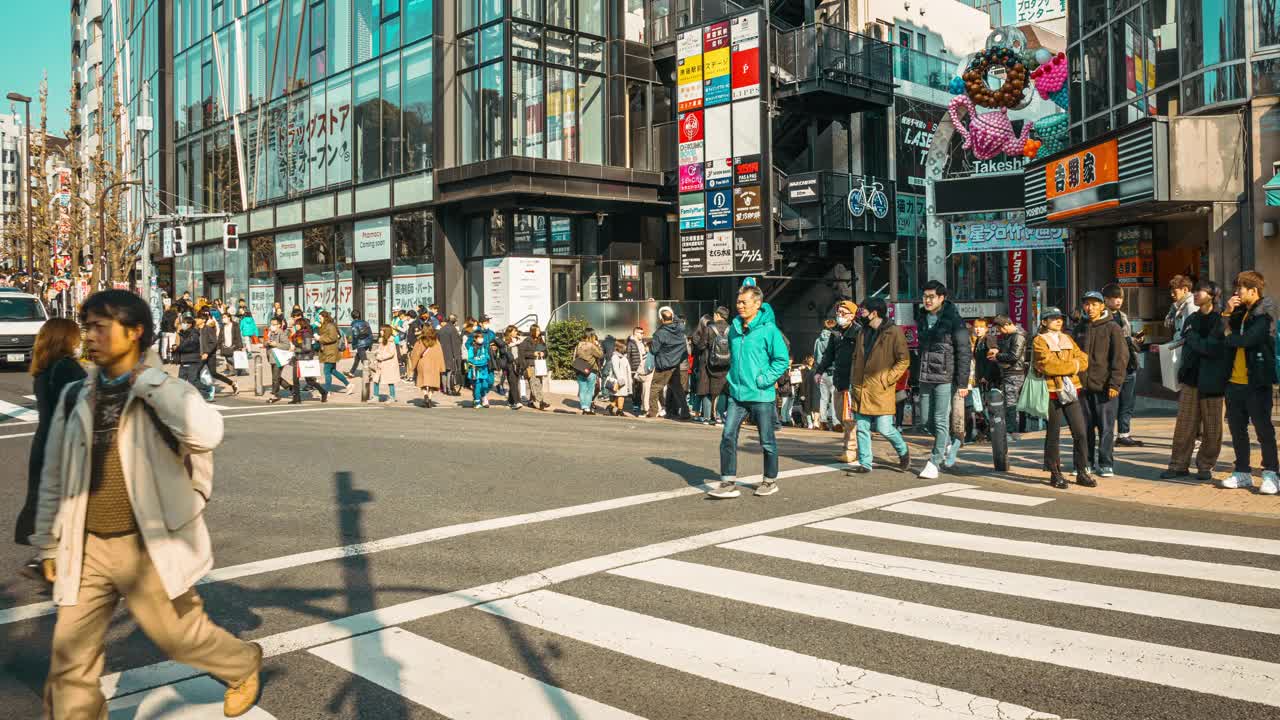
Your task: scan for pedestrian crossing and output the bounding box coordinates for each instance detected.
[93,485,1280,719]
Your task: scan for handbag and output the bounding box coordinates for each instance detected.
[572,357,593,377]
[534,358,549,377]
[1016,372,1050,419]
[232,350,250,370]
[1058,376,1079,404]
[298,358,323,378]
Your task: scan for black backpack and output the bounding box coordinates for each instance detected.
[708,325,731,368]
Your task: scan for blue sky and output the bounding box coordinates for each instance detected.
[0,5,71,136]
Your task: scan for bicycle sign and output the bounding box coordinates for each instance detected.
[848,177,890,220]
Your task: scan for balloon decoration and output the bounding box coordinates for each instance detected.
[961,46,1029,110]
[1031,52,1070,106]
[1033,112,1070,157]
[947,95,1036,161]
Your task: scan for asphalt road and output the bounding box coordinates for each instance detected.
[2,365,1280,719]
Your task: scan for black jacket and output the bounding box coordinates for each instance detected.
[160,308,178,333]
[438,324,464,369]
[20,356,87,544]
[824,324,860,392]
[1178,310,1229,397]
[1224,297,1278,388]
[175,328,203,364]
[994,327,1028,376]
[915,301,971,387]
[1075,313,1128,393]
[652,320,687,371]
[691,320,730,396]
[973,335,1000,386]
[626,335,645,371]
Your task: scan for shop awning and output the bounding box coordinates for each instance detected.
[1266,171,1280,206]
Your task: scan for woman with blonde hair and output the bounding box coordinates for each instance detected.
[408,325,448,408]
[15,319,86,578]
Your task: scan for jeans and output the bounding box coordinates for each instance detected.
[778,395,796,425]
[701,393,727,422]
[1045,397,1088,473]
[178,362,209,396]
[720,397,779,480]
[818,374,836,425]
[373,382,397,401]
[1225,384,1279,473]
[323,362,350,391]
[1117,371,1138,436]
[854,413,909,468]
[918,382,954,465]
[349,347,369,375]
[1081,390,1118,468]
[578,372,598,411]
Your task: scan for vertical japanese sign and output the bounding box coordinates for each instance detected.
[703,22,731,107]
[1006,249,1030,330]
[677,30,703,112]
[678,109,705,181]
[730,13,760,101]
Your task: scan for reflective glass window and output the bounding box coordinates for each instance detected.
[402,40,433,170]
[513,61,545,157]
[513,23,542,60]
[354,61,381,182]
[382,54,403,175]
[578,0,603,36]
[404,0,432,43]
[579,73,603,165]
[514,0,542,22]
[328,0,352,73]
[1179,0,1244,74]
[355,0,381,64]
[547,0,572,29]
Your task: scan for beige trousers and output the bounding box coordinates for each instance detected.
[837,391,856,453]
[44,532,258,720]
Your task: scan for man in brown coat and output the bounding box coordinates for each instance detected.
[845,298,912,473]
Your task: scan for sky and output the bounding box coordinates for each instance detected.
[0,4,71,136]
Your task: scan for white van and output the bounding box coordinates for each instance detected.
[0,289,49,366]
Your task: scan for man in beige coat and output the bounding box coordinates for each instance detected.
[31,290,263,719]
[845,298,912,473]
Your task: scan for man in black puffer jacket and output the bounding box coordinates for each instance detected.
[814,300,859,432]
[991,315,1028,435]
[647,307,689,419]
[913,281,971,479]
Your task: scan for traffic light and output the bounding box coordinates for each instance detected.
[173,226,187,256]
[223,222,239,251]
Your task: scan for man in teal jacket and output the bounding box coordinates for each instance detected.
[709,284,793,498]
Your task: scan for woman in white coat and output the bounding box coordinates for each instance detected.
[370,325,402,402]
[606,339,634,416]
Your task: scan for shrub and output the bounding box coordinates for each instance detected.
[547,318,590,380]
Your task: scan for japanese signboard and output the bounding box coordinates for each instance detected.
[950,219,1068,253]
[785,173,822,205]
[679,193,706,231]
[248,280,275,328]
[679,163,705,193]
[707,189,733,230]
[703,22,731,106]
[705,157,733,189]
[732,229,767,273]
[1114,226,1154,287]
[302,272,354,326]
[733,186,762,227]
[679,234,707,275]
[706,231,734,273]
[678,110,704,166]
[1007,250,1030,329]
[734,155,761,185]
[677,30,703,112]
[730,13,760,101]
[392,265,435,314]
[703,104,732,179]
[1043,139,1120,222]
[895,99,948,191]
[1015,0,1067,25]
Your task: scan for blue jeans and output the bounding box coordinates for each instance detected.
[578,372,597,411]
[1117,371,1138,436]
[372,382,397,401]
[818,374,836,424]
[720,397,779,480]
[777,396,795,426]
[918,382,953,465]
[323,362,349,391]
[855,413,909,468]
[700,393,727,422]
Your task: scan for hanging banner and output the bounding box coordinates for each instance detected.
[703,22,731,106]
[1007,249,1030,330]
[676,30,703,112]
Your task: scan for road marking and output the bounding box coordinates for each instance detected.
[812,518,1280,590]
[310,627,646,719]
[722,535,1280,635]
[0,404,385,443]
[883,500,1280,555]
[940,489,1054,507]
[106,676,277,719]
[0,463,849,626]
[0,398,37,424]
[23,394,35,401]
[612,558,1280,709]
[0,431,34,440]
[478,590,1065,720]
[98,483,971,699]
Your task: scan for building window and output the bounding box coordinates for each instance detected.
[1179,0,1244,74]
[402,40,433,171]
[1260,0,1280,49]
[393,209,433,262]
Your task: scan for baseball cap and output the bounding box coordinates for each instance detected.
[1039,307,1065,322]
[1082,290,1105,303]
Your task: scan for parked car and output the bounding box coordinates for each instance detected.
[0,291,48,367]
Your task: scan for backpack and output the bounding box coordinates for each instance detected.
[643,351,655,374]
[708,325,731,368]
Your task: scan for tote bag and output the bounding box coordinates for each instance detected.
[534,358,549,377]
[232,350,250,370]
[298,358,323,378]
[1016,373,1050,419]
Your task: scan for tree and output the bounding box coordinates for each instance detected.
[1,74,61,289]
[89,97,142,289]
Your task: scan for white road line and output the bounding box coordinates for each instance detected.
[0,463,848,627]
[106,676,277,719]
[23,394,35,400]
[310,627,646,720]
[478,590,1065,720]
[721,535,1280,635]
[0,398,37,424]
[940,489,1055,507]
[0,403,387,442]
[98,482,971,699]
[612,558,1280,709]
[811,518,1280,590]
[883,500,1280,556]
[0,431,34,440]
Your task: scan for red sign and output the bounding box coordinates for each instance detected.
[731,48,759,93]
[679,110,704,144]
[703,21,729,52]
[1006,250,1029,329]
[1007,250,1027,285]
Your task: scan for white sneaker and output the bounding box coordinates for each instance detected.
[707,480,741,499]
[917,461,940,480]
[1260,472,1279,496]
[1220,472,1254,490]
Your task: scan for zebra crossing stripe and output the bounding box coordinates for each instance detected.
[106,676,278,718]
[610,558,1280,709]
[310,627,647,719]
[883,501,1280,555]
[0,399,37,424]
[940,489,1055,506]
[812,518,1280,590]
[478,590,1067,720]
[721,535,1280,635]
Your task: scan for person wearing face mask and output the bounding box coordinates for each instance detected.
[816,301,859,457]
[812,319,839,430]
[914,281,971,479]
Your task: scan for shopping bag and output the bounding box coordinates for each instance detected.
[298,359,323,378]
[1016,373,1050,419]
[232,350,249,370]
[1157,342,1182,393]
[788,368,803,385]
[519,378,529,400]
[199,366,213,387]
[968,386,984,414]
[534,359,549,377]
[271,349,294,367]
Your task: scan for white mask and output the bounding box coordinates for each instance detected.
[836,316,853,328]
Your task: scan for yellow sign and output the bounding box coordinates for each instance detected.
[704,47,729,79]
[678,55,703,85]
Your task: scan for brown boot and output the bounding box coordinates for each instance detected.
[224,642,263,717]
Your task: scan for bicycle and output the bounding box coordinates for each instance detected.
[847,177,889,220]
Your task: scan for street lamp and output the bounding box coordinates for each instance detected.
[97,179,142,287]
[6,92,32,278]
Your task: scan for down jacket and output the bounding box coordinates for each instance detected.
[915,300,972,388]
